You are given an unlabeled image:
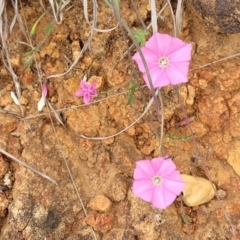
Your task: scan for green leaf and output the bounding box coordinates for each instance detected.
[43,22,55,36]
[133,28,149,46]
[30,12,46,41]
[127,82,140,105]
[22,44,41,69]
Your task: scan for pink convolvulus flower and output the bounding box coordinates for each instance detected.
[132,157,185,209]
[75,78,98,104]
[132,33,192,89]
[38,84,48,111]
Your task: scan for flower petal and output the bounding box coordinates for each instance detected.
[132,179,154,202]
[134,160,156,179]
[165,63,189,85]
[168,43,192,62]
[89,82,97,89]
[162,174,185,195]
[75,89,85,97]
[155,158,177,177]
[151,185,178,209]
[42,84,48,97]
[151,157,165,172]
[142,68,170,88]
[145,33,173,57]
[171,62,190,78]
[132,47,159,73]
[80,80,89,90]
[88,87,98,96]
[83,94,91,104]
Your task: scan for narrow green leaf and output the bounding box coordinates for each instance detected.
[43,22,55,36]
[127,82,140,105]
[30,12,46,41]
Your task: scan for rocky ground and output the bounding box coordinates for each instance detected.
[0,0,240,239]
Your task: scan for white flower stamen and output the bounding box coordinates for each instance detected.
[158,57,169,68]
[152,176,162,186]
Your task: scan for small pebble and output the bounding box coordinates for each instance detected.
[216,189,227,199]
[87,194,112,212]
[181,174,215,207]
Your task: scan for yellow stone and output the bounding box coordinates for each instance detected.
[87,194,112,212]
[181,174,215,207]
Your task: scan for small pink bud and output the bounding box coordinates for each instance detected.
[38,84,48,111]
[42,84,48,97]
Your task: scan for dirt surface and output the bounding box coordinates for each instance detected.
[1,1,240,239]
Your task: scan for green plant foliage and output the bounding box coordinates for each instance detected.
[30,12,46,41]
[22,44,41,70]
[165,130,195,142]
[164,130,196,153]
[43,22,55,36]
[133,28,149,46]
[127,82,140,105]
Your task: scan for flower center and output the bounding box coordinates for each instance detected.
[152,176,162,186]
[158,57,169,68]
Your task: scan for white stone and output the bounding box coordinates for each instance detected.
[181,174,215,207]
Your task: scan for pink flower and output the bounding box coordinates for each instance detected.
[132,157,185,209]
[75,80,98,104]
[38,84,48,111]
[132,33,192,88]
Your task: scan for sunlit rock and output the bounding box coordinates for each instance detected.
[181,174,215,207]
